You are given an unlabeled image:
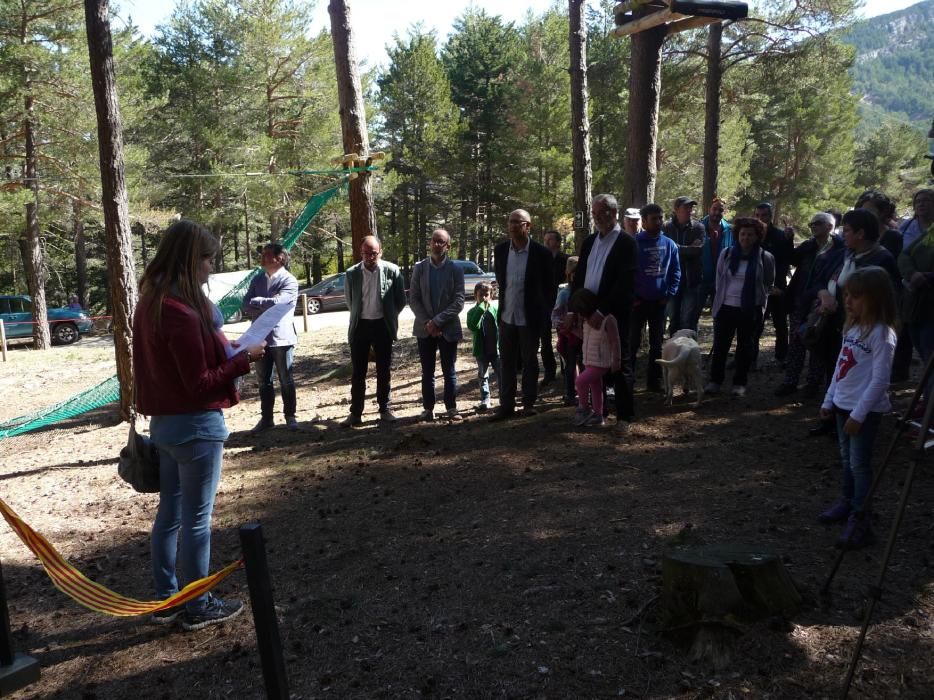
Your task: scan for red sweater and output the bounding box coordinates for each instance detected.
[133,295,250,416]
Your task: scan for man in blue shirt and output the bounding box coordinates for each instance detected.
[241,242,299,432]
[631,203,681,392]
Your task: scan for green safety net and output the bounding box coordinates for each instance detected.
[0,179,345,441]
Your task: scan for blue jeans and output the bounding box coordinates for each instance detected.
[476,356,501,405]
[417,336,459,411]
[151,439,224,613]
[255,345,296,419]
[667,286,701,336]
[834,409,882,513]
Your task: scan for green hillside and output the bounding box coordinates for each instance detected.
[845,0,934,125]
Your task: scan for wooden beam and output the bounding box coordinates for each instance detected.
[666,15,718,35]
[613,7,687,37]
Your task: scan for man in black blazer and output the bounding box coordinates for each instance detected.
[572,193,638,433]
[492,209,553,419]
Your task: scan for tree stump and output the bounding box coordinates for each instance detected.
[661,545,801,669]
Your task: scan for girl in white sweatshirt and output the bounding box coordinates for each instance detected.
[818,266,897,549]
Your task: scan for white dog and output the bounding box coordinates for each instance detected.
[655,329,703,407]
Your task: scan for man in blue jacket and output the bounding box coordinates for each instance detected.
[241,242,299,432]
[631,204,681,392]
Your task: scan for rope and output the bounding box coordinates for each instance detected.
[0,497,242,616]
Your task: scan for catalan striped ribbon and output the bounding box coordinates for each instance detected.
[0,497,242,617]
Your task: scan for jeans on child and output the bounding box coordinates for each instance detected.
[834,408,881,513]
[477,356,501,406]
[151,439,224,613]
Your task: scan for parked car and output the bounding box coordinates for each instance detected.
[0,294,94,345]
[452,260,497,299]
[297,273,348,314]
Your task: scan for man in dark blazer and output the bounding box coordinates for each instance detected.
[492,209,553,419]
[541,230,569,384]
[572,193,638,433]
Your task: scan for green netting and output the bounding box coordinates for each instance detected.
[0,180,345,442]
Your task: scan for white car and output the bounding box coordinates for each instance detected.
[452,260,497,299]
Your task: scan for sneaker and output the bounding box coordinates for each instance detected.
[476,403,490,414]
[774,383,797,397]
[837,512,873,550]
[704,382,721,395]
[563,395,577,407]
[417,409,434,421]
[818,499,851,524]
[150,604,183,625]
[251,418,274,433]
[731,385,747,397]
[574,408,593,426]
[520,406,538,417]
[339,413,362,428]
[180,596,244,631]
[285,416,299,431]
[446,408,463,422]
[378,409,398,423]
[586,414,607,427]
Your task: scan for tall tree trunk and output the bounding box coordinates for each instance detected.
[23,87,51,349]
[85,0,137,421]
[329,0,376,261]
[312,252,321,284]
[336,223,345,272]
[569,0,593,251]
[702,22,723,212]
[243,193,252,268]
[74,201,88,307]
[623,21,665,208]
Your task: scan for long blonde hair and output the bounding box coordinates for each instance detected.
[842,266,897,339]
[139,220,218,331]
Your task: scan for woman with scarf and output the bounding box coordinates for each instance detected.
[705,218,776,397]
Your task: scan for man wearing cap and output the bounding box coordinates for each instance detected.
[541,230,568,385]
[664,196,705,336]
[698,198,733,325]
[754,202,795,367]
[623,208,641,236]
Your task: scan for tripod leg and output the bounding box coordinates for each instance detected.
[821,350,934,597]
[839,389,934,698]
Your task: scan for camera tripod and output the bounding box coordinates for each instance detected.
[819,349,934,699]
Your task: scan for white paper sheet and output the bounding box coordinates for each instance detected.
[226,302,293,357]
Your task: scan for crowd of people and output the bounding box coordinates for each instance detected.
[130,185,933,629]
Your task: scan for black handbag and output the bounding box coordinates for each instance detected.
[800,304,830,351]
[118,414,161,493]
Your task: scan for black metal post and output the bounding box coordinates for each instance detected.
[239,524,289,700]
[0,557,40,695]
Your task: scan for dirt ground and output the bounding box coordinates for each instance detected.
[0,316,932,700]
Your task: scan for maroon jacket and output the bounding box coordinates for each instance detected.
[133,295,249,416]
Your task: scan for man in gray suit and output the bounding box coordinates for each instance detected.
[409,229,465,421]
[340,235,407,427]
[241,242,299,432]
